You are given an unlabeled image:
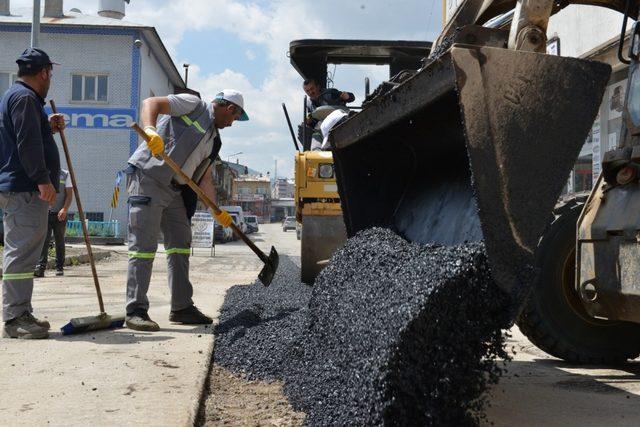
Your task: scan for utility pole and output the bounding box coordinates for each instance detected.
[31,0,40,47]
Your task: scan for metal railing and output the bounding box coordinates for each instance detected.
[66,220,120,238]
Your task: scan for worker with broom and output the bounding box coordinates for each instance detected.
[0,48,64,339]
[124,90,248,331]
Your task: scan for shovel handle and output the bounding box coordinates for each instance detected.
[50,100,105,313]
[130,123,269,264]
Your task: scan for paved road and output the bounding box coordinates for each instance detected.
[485,327,640,426]
[3,220,640,426]
[0,223,299,426]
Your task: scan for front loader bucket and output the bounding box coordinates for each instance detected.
[330,45,610,313]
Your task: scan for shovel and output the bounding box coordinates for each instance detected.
[131,123,279,286]
[50,100,125,335]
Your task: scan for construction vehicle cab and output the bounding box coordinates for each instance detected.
[324,0,640,364]
[288,39,431,283]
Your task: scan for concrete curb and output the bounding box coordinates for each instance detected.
[187,337,216,426]
[58,250,111,268]
[66,236,125,245]
[0,250,111,275]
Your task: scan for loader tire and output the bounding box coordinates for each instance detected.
[517,196,640,365]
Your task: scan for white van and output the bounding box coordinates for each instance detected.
[220,206,246,234]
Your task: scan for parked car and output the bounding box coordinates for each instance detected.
[229,214,240,240]
[221,205,247,234]
[245,215,259,233]
[283,216,296,232]
[214,221,233,243]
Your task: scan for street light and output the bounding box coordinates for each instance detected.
[183,63,190,86]
[226,152,243,162]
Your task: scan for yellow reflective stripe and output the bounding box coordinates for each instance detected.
[59,180,66,184]
[111,187,120,208]
[180,115,206,134]
[166,248,191,255]
[128,251,156,259]
[3,272,34,280]
[191,121,206,134]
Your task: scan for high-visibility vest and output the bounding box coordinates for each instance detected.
[128,100,216,186]
[50,169,70,213]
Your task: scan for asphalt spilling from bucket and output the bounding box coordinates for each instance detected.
[213,227,511,425]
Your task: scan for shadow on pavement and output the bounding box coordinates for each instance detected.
[48,324,210,344]
[484,359,640,426]
[50,330,177,344]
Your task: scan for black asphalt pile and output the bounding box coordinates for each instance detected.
[214,228,511,426]
[213,256,312,380]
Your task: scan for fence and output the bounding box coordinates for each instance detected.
[66,220,120,238]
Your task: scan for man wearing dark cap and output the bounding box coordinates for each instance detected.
[0,48,64,339]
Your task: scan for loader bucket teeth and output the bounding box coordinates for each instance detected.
[331,45,610,314]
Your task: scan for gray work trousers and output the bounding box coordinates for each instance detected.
[37,213,67,270]
[0,191,48,322]
[125,169,194,315]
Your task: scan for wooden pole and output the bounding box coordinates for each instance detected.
[50,100,105,313]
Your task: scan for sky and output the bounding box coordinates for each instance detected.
[13,0,444,178]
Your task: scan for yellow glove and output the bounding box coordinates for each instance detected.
[144,126,165,156]
[215,209,233,227]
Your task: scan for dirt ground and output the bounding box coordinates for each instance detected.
[200,364,305,426]
[199,226,305,426]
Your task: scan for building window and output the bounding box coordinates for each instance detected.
[72,74,108,102]
[0,72,18,94]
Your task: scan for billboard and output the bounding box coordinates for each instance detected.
[44,107,137,130]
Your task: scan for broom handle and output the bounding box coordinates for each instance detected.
[50,100,105,313]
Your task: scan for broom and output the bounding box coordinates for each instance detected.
[49,100,125,335]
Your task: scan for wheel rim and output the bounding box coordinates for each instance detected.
[560,246,613,326]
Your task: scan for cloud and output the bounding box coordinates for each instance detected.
[123,0,440,178]
[11,0,439,178]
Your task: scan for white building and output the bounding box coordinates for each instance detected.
[274,177,295,199]
[548,6,630,193]
[0,0,186,238]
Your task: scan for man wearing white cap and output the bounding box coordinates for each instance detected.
[124,90,248,331]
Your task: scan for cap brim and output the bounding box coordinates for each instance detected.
[215,96,249,121]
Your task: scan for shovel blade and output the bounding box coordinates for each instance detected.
[258,246,279,287]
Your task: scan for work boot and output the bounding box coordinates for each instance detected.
[169,305,213,325]
[125,311,160,332]
[55,268,64,277]
[24,312,51,330]
[33,267,45,278]
[3,312,49,339]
